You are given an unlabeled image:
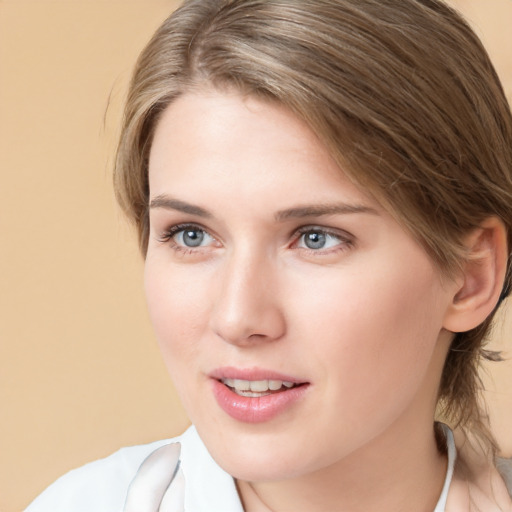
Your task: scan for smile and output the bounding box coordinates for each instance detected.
[210,369,310,423]
[220,378,297,397]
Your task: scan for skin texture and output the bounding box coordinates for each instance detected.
[145,90,469,511]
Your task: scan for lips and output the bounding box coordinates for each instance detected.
[221,378,297,396]
[209,367,309,423]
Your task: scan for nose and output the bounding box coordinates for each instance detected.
[210,250,286,346]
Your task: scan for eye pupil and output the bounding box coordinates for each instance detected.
[304,231,326,249]
[183,229,204,247]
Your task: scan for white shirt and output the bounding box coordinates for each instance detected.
[26,425,455,512]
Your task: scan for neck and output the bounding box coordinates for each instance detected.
[238,416,447,512]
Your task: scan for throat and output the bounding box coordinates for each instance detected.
[235,428,449,512]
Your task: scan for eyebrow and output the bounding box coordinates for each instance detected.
[149,195,212,218]
[149,195,378,220]
[274,203,378,221]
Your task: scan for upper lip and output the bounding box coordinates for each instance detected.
[209,366,307,384]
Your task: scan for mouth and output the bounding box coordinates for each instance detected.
[209,368,310,423]
[219,378,302,397]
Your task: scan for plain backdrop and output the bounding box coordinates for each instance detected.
[1,1,511,510]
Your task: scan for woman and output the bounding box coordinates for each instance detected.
[27,0,512,511]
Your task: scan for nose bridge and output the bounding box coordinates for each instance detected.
[210,244,285,345]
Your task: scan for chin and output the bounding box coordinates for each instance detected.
[196,424,322,482]
[218,454,299,483]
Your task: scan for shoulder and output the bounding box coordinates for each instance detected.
[25,437,177,512]
[496,457,512,497]
[448,428,512,511]
[25,427,243,512]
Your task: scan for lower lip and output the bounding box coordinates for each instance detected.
[211,380,309,423]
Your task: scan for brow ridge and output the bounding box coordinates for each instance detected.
[275,203,378,221]
[149,195,212,218]
[149,196,377,221]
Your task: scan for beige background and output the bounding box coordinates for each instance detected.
[0,1,511,511]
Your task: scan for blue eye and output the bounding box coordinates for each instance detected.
[297,229,343,250]
[174,227,214,248]
[178,228,206,247]
[302,231,327,249]
[159,224,216,249]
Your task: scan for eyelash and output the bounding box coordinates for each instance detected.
[157,223,214,254]
[293,226,354,255]
[156,223,354,255]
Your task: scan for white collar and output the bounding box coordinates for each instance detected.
[434,425,456,512]
[125,425,456,512]
[180,426,244,511]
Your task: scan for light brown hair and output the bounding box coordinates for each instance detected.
[114,0,512,449]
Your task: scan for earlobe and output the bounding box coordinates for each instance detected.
[443,217,508,333]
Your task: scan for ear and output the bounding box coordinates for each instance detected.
[443,217,508,333]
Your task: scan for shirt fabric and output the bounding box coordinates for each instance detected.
[23,425,460,512]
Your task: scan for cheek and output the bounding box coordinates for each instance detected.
[144,261,211,370]
[292,258,446,398]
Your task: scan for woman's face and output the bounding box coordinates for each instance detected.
[145,90,457,481]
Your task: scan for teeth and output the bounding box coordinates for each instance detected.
[233,379,250,391]
[221,378,297,394]
[268,380,282,390]
[250,380,269,392]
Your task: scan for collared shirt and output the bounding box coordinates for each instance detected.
[26,425,510,512]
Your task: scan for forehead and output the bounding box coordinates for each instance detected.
[150,90,328,169]
[148,90,377,209]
